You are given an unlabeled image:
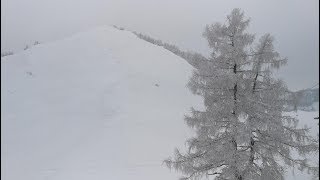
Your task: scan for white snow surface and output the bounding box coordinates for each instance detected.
[1,26,318,180]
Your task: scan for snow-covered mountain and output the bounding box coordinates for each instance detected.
[1,26,318,180]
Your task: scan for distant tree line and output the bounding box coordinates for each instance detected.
[131,31,209,69]
[112,25,209,69]
[1,51,14,57]
[285,88,319,111]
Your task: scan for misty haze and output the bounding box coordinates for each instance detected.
[1,1,319,180]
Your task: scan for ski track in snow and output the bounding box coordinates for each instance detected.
[1,26,318,180]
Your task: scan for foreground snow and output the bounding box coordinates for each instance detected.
[1,26,318,180]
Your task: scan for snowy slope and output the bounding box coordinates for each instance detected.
[1,26,201,180]
[1,26,318,180]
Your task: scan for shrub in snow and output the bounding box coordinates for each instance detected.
[24,45,30,50]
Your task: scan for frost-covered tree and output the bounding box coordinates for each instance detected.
[165,8,318,180]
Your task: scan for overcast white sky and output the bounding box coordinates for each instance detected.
[1,0,319,90]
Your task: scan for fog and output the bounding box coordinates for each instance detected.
[1,0,318,90]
